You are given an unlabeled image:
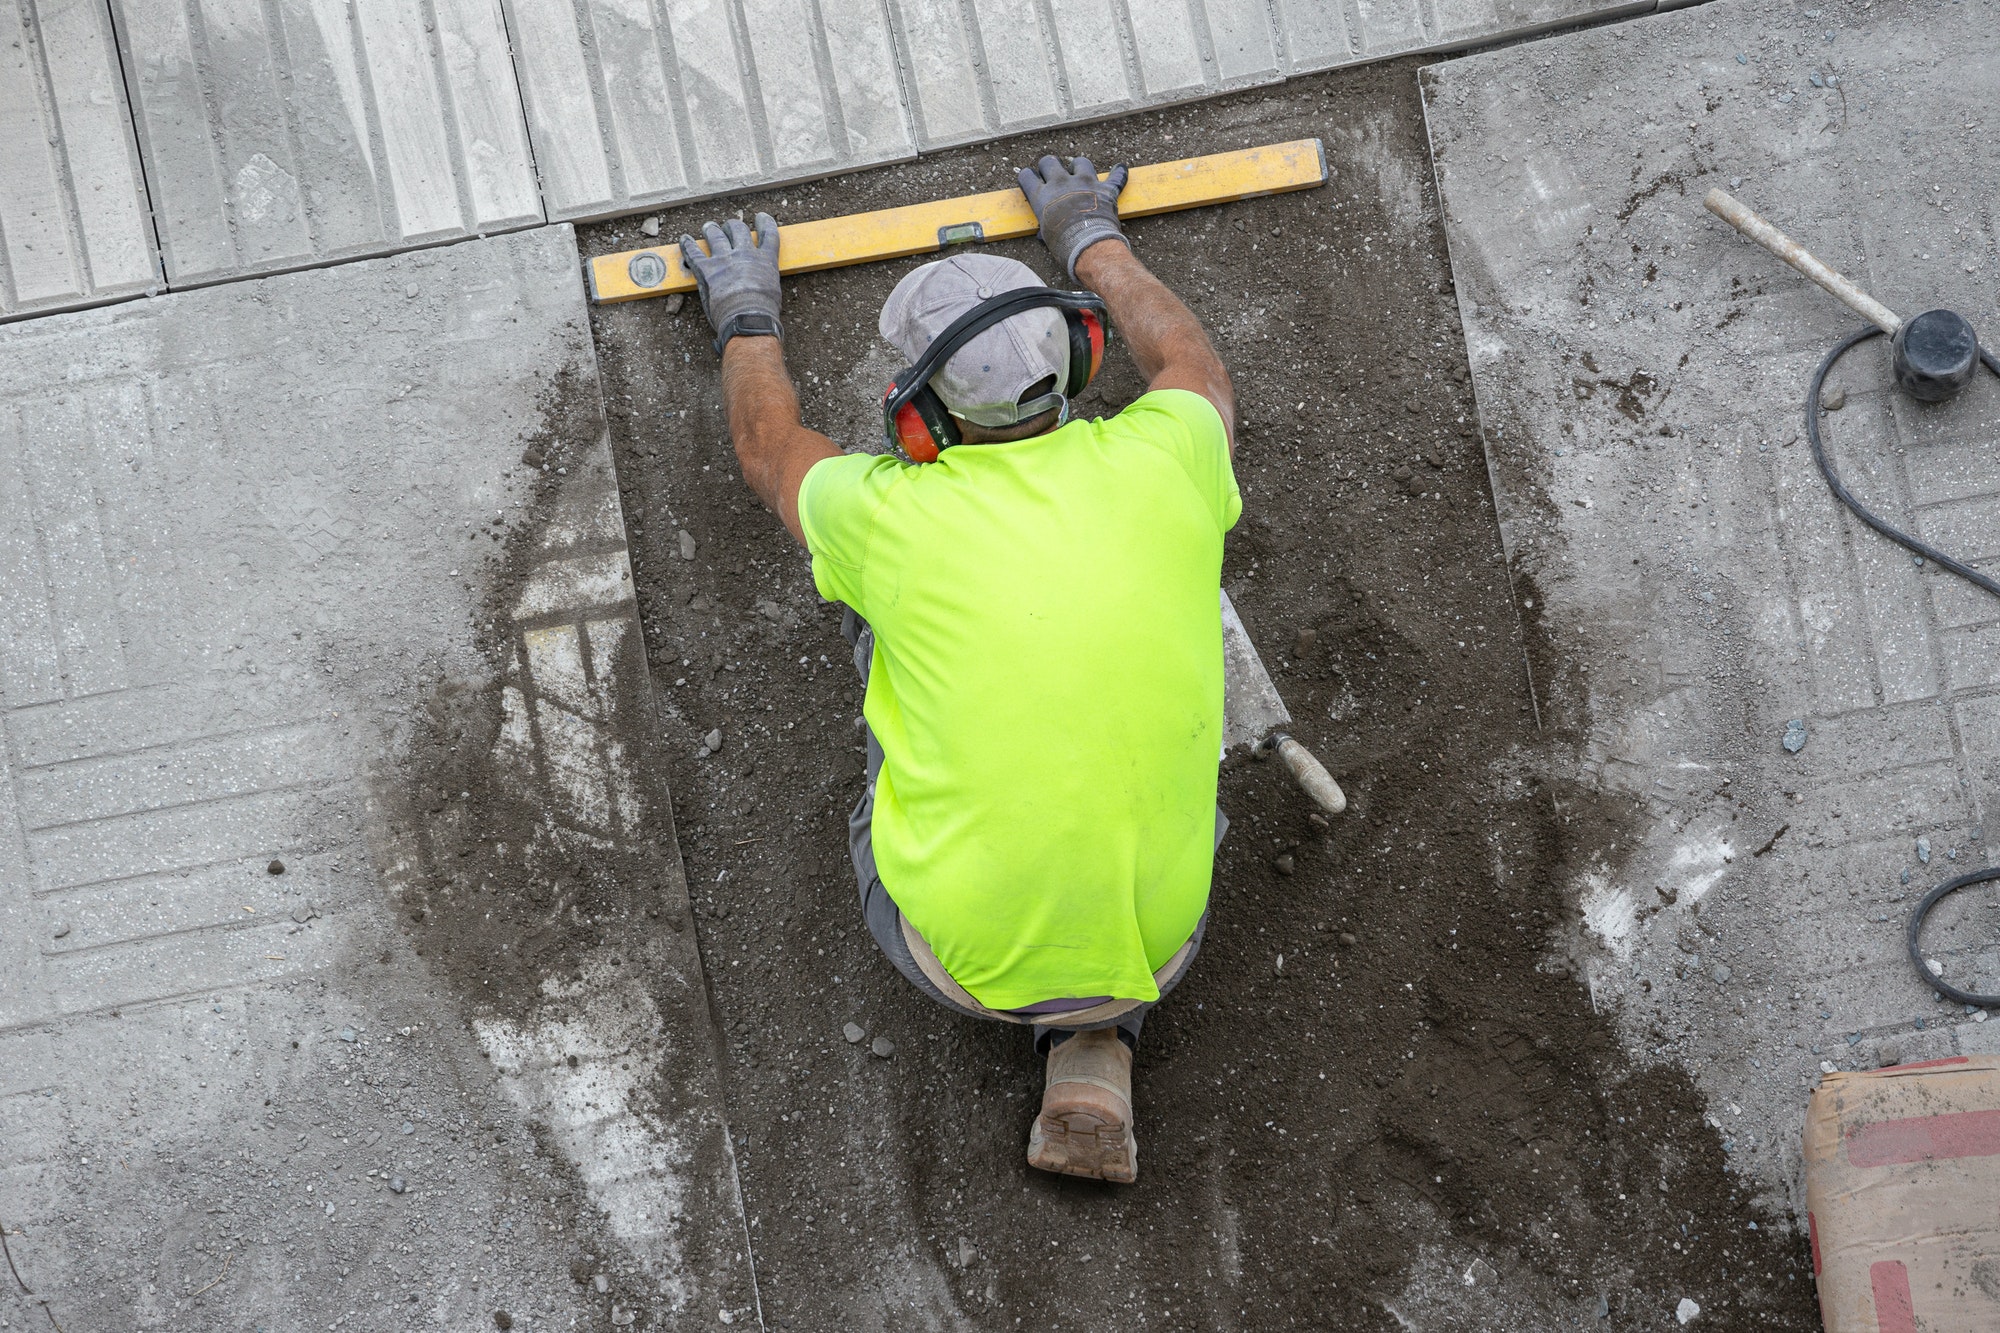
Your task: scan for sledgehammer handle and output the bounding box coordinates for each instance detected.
[1703,189,1903,334]
[1275,734,1347,816]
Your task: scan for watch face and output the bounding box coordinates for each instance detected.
[628,252,668,288]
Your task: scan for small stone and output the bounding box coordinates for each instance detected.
[720,1312,735,1325]
[268,859,286,875]
[1338,931,1357,947]
[956,1237,975,1268]
[1822,386,1846,411]
[1917,836,1932,864]
[1293,627,1317,659]
[610,1305,636,1327]
[1876,1043,1901,1067]
[704,728,723,752]
[842,1022,865,1044]
[404,283,420,299]
[521,448,545,468]
[1926,958,1945,977]
[1307,812,1330,830]
[52,921,70,939]
[679,530,696,561]
[338,1026,357,1042]
[400,1121,415,1135]
[871,1036,894,1059]
[640,217,661,237]
[1782,719,1807,753]
[1710,963,1731,985]
[1676,1297,1701,1324]
[388,1177,406,1193]
[1594,1292,1610,1319]
[1274,854,1296,877]
[493,1312,514,1330]
[594,1274,611,1294]
[665,293,686,315]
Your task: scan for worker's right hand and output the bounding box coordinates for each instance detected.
[1017,156,1129,281]
[679,213,783,356]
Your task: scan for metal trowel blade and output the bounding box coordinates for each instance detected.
[1221,589,1289,751]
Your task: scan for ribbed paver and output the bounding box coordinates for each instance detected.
[1424,0,2000,1208]
[0,0,155,318]
[107,0,543,286]
[5,0,1660,315]
[0,225,752,1329]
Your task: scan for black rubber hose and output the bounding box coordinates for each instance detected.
[1804,326,2000,598]
[1905,865,2000,1008]
[1805,328,2000,1003]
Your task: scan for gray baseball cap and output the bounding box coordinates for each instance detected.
[879,254,1069,428]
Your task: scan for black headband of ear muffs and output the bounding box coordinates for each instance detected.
[882,287,1110,430]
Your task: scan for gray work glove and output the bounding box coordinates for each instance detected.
[678,213,782,356]
[1016,155,1130,280]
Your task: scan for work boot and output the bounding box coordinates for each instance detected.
[1025,1028,1137,1183]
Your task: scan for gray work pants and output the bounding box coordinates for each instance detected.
[840,607,1220,1053]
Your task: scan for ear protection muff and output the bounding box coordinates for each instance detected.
[881,288,1111,464]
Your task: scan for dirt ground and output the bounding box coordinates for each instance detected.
[572,60,1822,1330]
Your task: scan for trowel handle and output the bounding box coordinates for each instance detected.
[1273,733,1346,816]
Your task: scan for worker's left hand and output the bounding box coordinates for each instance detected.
[679,213,783,356]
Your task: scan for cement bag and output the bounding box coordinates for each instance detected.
[1803,1055,2000,1332]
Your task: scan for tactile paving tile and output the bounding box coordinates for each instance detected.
[0,0,156,319]
[1423,0,2000,1196]
[106,0,544,285]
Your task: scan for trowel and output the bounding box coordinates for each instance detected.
[1221,590,1347,816]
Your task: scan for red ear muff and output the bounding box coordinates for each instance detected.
[884,380,958,464]
[894,401,940,464]
[1063,308,1108,397]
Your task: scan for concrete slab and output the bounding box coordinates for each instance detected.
[0,0,157,319]
[9,0,1669,307]
[0,226,753,1328]
[1423,0,2000,1215]
[106,0,544,286]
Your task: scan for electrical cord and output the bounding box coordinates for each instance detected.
[1906,865,2000,1009]
[1806,328,2000,1006]
[1804,325,2000,598]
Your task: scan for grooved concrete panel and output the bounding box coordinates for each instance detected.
[0,227,753,1326]
[506,0,919,221]
[0,0,155,318]
[1423,0,2000,1206]
[12,0,1658,308]
[108,0,543,285]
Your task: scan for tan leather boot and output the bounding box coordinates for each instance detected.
[1025,1028,1137,1183]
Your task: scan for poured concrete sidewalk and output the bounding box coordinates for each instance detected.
[1424,0,2000,1217]
[0,226,751,1330]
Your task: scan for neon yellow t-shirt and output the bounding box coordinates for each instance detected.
[798,389,1241,1009]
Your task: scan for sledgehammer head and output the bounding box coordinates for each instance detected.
[1892,308,1981,402]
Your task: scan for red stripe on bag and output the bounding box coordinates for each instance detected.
[1846,1108,2000,1167]
[1807,1211,1822,1277]
[1869,1260,1915,1333]
[1883,1056,1969,1071]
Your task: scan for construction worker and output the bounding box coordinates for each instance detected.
[679,155,1238,1183]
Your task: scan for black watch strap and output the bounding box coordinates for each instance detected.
[712,311,783,356]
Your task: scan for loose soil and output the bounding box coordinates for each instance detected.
[576,60,1821,1331]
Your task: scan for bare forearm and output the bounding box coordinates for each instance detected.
[1073,240,1235,445]
[719,336,839,545]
